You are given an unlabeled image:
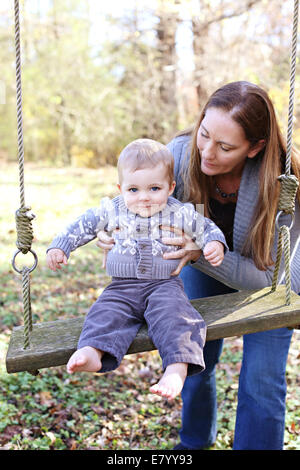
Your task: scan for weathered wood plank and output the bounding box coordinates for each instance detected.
[6,285,300,374]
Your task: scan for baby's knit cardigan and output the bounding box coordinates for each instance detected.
[48,195,227,280]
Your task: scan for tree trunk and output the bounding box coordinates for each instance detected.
[155,1,179,133]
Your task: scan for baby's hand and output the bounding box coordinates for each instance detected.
[203,241,224,267]
[46,248,68,271]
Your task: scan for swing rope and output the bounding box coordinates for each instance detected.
[11,0,38,351]
[271,0,299,304]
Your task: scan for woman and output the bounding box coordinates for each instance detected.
[98,81,300,450]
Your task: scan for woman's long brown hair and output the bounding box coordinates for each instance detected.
[180,81,300,270]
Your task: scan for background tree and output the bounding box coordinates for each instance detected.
[0,0,299,166]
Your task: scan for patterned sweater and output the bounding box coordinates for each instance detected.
[168,135,300,293]
[48,195,227,280]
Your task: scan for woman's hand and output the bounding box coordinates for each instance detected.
[161,225,202,276]
[96,230,115,268]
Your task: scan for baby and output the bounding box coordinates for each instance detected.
[47,139,226,400]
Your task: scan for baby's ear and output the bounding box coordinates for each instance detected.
[117,183,121,192]
[169,180,176,195]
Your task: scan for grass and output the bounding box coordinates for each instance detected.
[0,162,299,450]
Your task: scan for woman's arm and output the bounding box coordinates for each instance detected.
[164,207,300,293]
[164,241,295,291]
[195,202,300,292]
[193,250,274,290]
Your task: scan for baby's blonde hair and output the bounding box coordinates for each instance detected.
[118,139,174,186]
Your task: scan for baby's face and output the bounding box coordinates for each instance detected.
[118,163,175,217]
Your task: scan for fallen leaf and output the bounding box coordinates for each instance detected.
[45,431,56,444]
[39,391,54,407]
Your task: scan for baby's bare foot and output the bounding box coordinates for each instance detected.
[150,363,187,400]
[67,346,103,373]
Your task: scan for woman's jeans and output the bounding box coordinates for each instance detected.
[179,264,294,450]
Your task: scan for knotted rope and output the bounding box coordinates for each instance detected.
[271,0,299,305]
[15,206,35,254]
[277,174,299,214]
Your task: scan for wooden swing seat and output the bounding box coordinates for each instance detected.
[6,285,300,374]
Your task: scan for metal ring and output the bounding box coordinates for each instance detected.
[275,210,295,231]
[12,249,38,274]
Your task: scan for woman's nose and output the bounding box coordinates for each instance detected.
[201,142,216,161]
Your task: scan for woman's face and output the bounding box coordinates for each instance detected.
[197,107,259,177]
